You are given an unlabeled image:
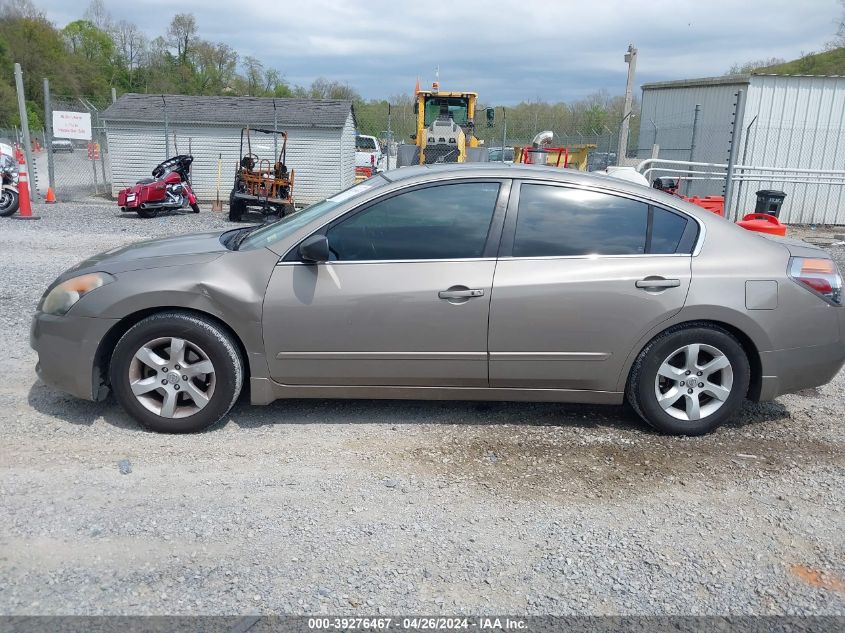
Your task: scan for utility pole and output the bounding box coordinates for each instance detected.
[617,44,638,163]
[14,64,35,187]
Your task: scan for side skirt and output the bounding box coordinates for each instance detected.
[249,377,623,406]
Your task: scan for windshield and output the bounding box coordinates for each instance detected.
[423,97,469,126]
[238,175,390,250]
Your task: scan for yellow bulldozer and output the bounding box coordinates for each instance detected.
[396,82,490,166]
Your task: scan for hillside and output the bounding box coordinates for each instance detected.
[755,47,845,76]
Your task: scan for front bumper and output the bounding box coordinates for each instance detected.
[30,311,120,401]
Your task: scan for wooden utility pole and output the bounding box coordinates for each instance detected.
[617,44,638,163]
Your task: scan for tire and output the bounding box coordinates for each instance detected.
[0,189,19,217]
[626,323,750,436]
[109,311,244,433]
[190,202,200,213]
[137,207,156,219]
[228,190,245,222]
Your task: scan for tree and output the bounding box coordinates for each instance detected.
[0,0,41,19]
[308,77,360,101]
[112,20,147,90]
[83,0,110,31]
[726,57,786,75]
[242,56,263,96]
[63,20,113,64]
[167,13,196,65]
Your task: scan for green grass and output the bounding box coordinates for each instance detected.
[754,47,845,76]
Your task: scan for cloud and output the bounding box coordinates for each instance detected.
[35,0,841,103]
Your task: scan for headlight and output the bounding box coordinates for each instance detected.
[40,272,115,316]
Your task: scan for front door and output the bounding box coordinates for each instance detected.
[263,180,507,386]
[488,182,695,391]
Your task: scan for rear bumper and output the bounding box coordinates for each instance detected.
[30,311,120,401]
[757,337,845,400]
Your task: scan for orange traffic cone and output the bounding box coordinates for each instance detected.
[11,153,40,221]
[45,187,57,204]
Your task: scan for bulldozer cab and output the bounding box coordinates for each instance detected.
[422,95,470,126]
[411,90,482,165]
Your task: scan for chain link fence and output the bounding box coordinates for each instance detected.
[39,95,111,202]
[354,103,633,173]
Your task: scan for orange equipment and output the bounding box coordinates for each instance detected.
[736,213,787,236]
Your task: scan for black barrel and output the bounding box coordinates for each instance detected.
[754,190,786,217]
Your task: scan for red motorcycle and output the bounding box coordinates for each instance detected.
[118,155,199,218]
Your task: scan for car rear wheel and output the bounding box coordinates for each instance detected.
[109,311,243,433]
[626,324,750,435]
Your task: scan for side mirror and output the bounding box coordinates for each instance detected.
[299,234,330,263]
[486,108,495,128]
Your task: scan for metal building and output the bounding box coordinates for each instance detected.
[637,74,845,224]
[101,94,356,206]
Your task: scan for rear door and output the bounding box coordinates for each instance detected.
[488,181,697,391]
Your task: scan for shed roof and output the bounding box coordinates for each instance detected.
[101,93,354,128]
[642,73,845,91]
[641,74,751,91]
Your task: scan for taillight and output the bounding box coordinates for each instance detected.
[788,257,843,305]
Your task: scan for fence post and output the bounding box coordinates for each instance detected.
[501,107,507,162]
[735,114,758,215]
[43,77,56,194]
[684,104,701,195]
[723,88,747,221]
[162,95,169,158]
[14,64,36,195]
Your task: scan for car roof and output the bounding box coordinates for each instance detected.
[379,163,715,223]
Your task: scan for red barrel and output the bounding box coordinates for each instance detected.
[736,213,787,236]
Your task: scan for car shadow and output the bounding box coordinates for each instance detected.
[28,378,792,435]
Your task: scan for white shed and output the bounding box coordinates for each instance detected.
[102,94,356,206]
[638,74,845,224]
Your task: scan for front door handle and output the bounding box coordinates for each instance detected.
[636,276,681,290]
[438,288,485,299]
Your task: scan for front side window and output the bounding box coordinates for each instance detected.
[326,182,500,261]
[513,185,649,257]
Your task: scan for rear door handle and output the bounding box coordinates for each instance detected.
[438,288,485,299]
[636,277,681,289]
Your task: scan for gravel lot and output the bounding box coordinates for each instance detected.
[1,201,844,616]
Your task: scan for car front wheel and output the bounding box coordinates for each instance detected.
[627,324,750,435]
[109,311,244,433]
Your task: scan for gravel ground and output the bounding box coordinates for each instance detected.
[1,201,844,616]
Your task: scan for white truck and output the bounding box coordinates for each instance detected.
[355,134,384,172]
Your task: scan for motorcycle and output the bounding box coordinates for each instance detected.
[117,155,200,218]
[0,152,20,218]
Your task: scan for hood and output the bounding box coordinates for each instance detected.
[63,230,235,277]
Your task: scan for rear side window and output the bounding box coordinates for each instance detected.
[513,184,649,257]
[650,207,689,254]
[512,185,694,257]
[356,137,376,150]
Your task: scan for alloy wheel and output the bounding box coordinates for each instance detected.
[128,337,216,419]
[653,343,734,421]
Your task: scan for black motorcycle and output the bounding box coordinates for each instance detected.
[0,153,19,217]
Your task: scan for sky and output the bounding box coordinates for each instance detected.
[32,0,844,104]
